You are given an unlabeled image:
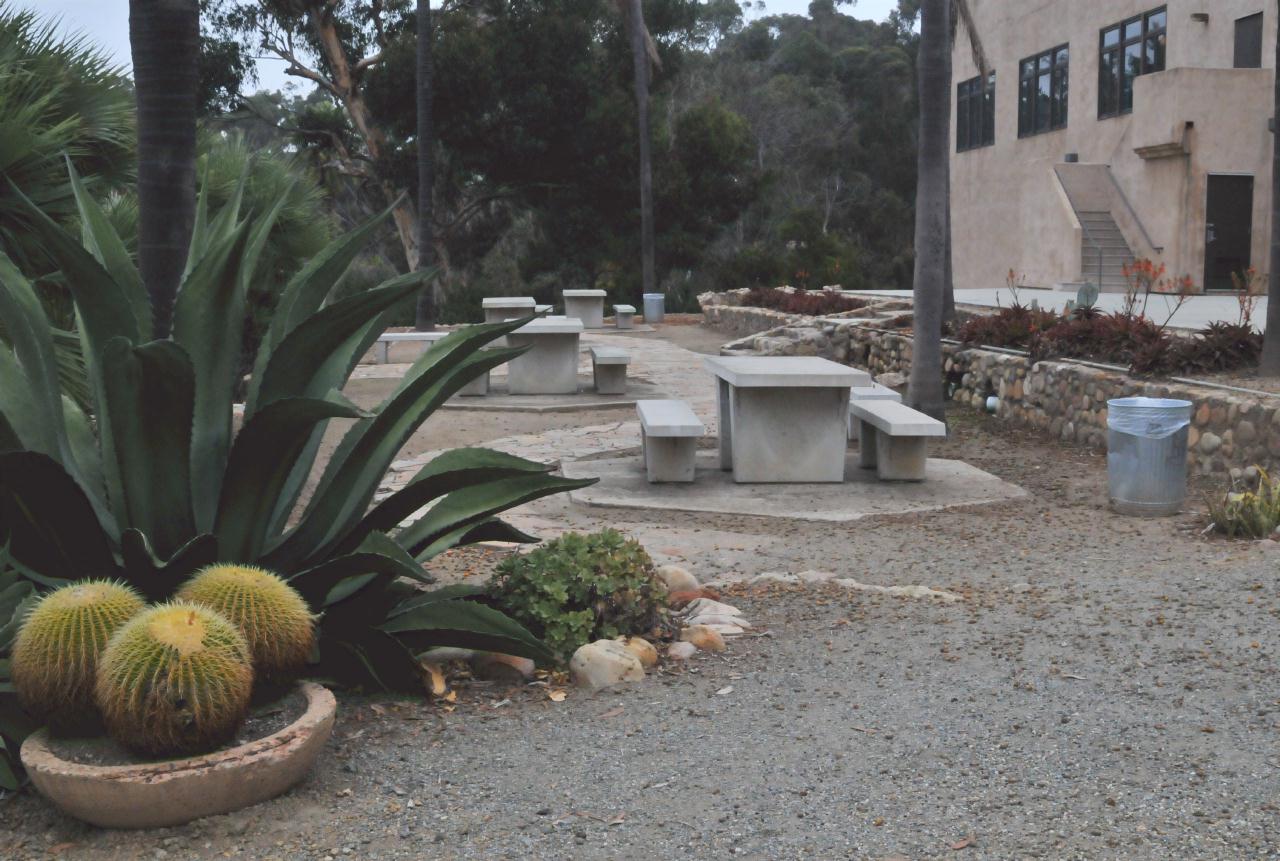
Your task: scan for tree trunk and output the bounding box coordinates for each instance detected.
[907,0,949,420]
[626,0,657,303]
[413,0,437,330]
[130,0,200,339]
[1261,0,1280,374]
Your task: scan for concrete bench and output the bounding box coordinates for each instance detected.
[614,304,636,330]
[636,399,703,483]
[375,331,444,364]
[848,382,902,441]
[590,346,631,395]
[850,400,946,482]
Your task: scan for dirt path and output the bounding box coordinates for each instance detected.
[4,325,1276,860]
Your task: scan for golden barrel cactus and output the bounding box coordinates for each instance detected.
[95,602,253,756]
[11,580,145,728]
[177,564,315,681]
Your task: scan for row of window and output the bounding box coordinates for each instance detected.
[957,7,1265,153]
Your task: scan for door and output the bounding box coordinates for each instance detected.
[1204,174,1254,292]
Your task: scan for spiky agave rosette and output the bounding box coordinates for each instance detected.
[95,602,253,757]
[11,580,145,730]
[177,564,316,682]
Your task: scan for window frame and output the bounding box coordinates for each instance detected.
[1234,12,1264,69]
[1098,6,1167,119]
[956,71,996,153]
[1018,44,1070,138]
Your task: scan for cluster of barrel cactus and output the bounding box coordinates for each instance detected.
[10,565,316,757]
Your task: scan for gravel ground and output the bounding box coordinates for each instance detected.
[4,326,1279,860]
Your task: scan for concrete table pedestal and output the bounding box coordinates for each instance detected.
[506,318,584,395]
[705,356,870,484]
[562,289,607,328]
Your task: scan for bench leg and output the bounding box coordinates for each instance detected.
[458,369,490,396]
[594,364,627,395]
[874,431,928,481]
[716,379,733,472]
[379,341,390,364]
[645,436,696,483]
[858,419,878,469]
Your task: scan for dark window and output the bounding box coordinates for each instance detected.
[1018,45,1069,137]
[1099,6,1167,118]
[1235,13,1264,68]
[957,72,996,152]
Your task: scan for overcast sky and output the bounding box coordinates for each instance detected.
[29,0,899,93]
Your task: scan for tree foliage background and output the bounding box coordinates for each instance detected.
[201,0,919,318]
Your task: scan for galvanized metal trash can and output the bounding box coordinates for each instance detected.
[1106,397,1193,516]
[643,292,665,323]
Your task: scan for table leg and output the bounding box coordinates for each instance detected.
[728,386,848,483]
[858,419,878,469]
[379,341,389,364]
[716,378,733,471]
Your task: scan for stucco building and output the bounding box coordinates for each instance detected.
[952,2,1275,293]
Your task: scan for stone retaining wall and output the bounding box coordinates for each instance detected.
[702,294,1280,476]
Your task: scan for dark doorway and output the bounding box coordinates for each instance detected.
[1235,13,1264,68]
[1204,174,1254,292]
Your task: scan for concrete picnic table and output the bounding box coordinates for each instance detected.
[481,296,536,324]
[704,356,871,483]
[506,317,585,394]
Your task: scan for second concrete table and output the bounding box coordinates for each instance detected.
[507,317,585,395]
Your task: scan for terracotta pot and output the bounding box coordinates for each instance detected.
[21,681,336,829]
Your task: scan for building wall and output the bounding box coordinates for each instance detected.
[952,1,1276,292]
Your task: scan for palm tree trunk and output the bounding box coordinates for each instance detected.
[1260,0,1280,374]
[413,0,437,330]
[907,0,949,420]
[129,0,200,339]
[626,0,657,303]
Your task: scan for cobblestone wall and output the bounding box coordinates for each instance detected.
[702,292,1280,476]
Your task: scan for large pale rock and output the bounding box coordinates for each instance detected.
[570,640,646,690]
[666,641,697,660]
[684,614,749,630]
[680,598,741,618]
[656,565,700,592]
[618,636,658,668]
[680,625,726,652]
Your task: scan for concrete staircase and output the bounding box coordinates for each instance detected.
[1077,211,1135,293]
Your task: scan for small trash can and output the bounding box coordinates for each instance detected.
[643,292,665,323]
[1106,397,1193,516]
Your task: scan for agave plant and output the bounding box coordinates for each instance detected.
[0,165,592,709]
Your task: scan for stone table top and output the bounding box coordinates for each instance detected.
[562,289,607,298]
[703,356,870,388]
[512,318,585,335]
[482,296,536,308]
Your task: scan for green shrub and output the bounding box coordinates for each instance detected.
[1207,468,1280,539]
[488,530,668,661]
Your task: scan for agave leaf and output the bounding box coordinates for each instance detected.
[396,473,596,559]
[0,451,118,581]
[413,517,542,563]
[265,329,529,570]
[387,583,485,618]
[382,598,553,664]
[0,411,19,453]
[172,219,252,529]
[254,200,399,377]
[61,394,102,500]
[252,273,427,414]
[66,159,148,340]
[119,531,219,601]
[320,629,424,692]
[101,338,197,559]
[215,396,367,562]
[0,254,71,466]
[288,531,429,608]
[339,447,552,555]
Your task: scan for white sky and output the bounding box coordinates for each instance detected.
[27,0,899,93]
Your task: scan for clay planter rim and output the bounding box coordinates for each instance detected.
[21,680,336,829]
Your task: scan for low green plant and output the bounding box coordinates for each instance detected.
[488,530,668,661]
[95,602,254,757]
[177,564,315,682]
[10,579,144,729]
[1207,468,1280,539]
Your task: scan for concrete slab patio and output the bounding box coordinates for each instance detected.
[562,452,1028,522]
[437,377,668,413]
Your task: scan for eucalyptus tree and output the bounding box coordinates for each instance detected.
[414,0,437,329]
[1261,0,1280,375]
